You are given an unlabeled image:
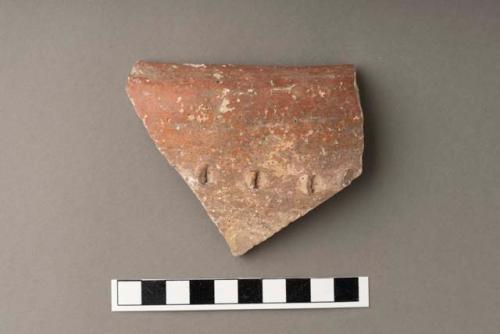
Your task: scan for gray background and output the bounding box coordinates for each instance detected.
[1,0,499,333]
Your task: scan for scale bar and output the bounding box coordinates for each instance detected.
[112,276,369,311]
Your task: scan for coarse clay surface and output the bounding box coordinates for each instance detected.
[126,61,364,255]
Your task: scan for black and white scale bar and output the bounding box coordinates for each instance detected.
[111,277,368,311]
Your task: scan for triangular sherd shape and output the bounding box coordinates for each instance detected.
[127,61,363,255]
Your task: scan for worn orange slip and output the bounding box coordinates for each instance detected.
[126,61,364,256]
